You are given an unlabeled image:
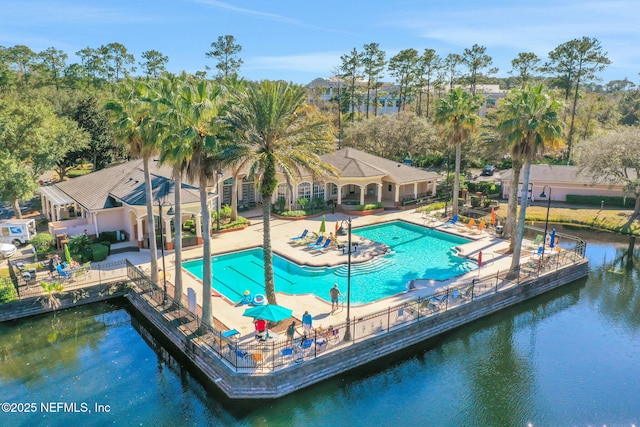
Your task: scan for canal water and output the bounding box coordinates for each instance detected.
[1,228,639,426]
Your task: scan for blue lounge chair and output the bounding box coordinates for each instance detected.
[312,238,332,251]
[290,229,309,241]
[306,236,324,247]
[444,215,459,227]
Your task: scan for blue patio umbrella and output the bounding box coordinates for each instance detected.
[242,304,293,323]
[549,228,556,248]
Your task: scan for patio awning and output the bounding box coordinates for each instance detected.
[39,185,75,206]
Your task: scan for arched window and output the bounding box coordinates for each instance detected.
[297,182,311,200]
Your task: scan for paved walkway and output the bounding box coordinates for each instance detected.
[119,208,535,341]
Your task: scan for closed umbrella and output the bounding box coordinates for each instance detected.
[549,228,556,248]
[243,304,293,323]
[64,244,73,264]
[319,215,326,234]
[490,207,496,225]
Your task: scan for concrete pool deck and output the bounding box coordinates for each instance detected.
[132,208,536,341]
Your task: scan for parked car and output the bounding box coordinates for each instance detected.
[481,165,495,176]
[0,243,17,259]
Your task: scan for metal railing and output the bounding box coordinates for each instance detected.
[122,241,587,373]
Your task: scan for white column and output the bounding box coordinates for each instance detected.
[164,218,172,245]
[359,186,365,205]
[337,185,342,205]
[377,183,382,203]
[136,217,144,247]
[413,182,418,199]
[394,185,400,204]
[195,215,202,239]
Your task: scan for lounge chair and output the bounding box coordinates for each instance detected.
[526,234,544,249]
[306,236,324,248]
[443,215,459,227]
[472,221,486,235]
[290,229,309,241]
[312,238,332,251]
[457,218,476,232]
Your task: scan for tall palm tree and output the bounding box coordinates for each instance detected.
[177,78,228,329]
[149,72,189,306]
[105,78,161,285]
[224,81,336,305]
[434,88,482,217]
[497,84,563,278]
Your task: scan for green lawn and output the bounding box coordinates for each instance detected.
[502,202,640,235]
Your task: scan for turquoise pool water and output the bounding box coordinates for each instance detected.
[182,221,476,304]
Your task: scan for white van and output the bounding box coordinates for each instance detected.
[0,218,37,246]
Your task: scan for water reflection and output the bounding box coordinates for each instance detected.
[1,228,639,425]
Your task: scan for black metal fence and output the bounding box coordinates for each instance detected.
[123,236,587,373]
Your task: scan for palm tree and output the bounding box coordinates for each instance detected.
[105,78,161,285]
[497,84,563,278]
[148,72,189,306]
[177,78,228,329]
[224,81,336,305]
[434,88,483,217]
[39,281,64,310]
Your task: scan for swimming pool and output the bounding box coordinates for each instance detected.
[182,221,476,304]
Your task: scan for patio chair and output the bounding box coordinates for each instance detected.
[298,338,314,357]
[526,234,544,249]
[312,238,332,251]
[290,229,309,241]
[306,236,324,248]
[472,221,486,235]
[56,265,72,280]
[280,347,295,361]
[457,219,476,232]
[443,215,459,227]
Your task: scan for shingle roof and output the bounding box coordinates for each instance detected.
[501,164,638,184]
[54,159,203,210]
[320,148,440,183]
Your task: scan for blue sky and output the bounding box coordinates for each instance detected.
[2,0,638,84]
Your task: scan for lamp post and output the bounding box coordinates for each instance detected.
[157,182,174,305]
[342,217,353,341]
[539,185,552,264]
[216,169,224,231]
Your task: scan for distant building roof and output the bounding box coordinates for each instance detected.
[320,148,440,184]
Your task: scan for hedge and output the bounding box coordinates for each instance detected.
[90,243,109,261]
[566,194,636,208]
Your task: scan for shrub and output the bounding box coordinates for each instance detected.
[30,232,56,256]
[90,243,108,262]
[0,277,17,303]
[278,210,307,217]
[297,197,309,211]
[99,231,118,243]
[416,201,446,214]
[220,217,249,230]
[275,197,286,212]
[566,194,636,208]
[353,202,382,211]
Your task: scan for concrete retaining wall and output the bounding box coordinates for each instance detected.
[125,260,589,399]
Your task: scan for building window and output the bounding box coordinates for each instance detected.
[313,182,325,200]
[388,184,392,192]
[298,182,311,200]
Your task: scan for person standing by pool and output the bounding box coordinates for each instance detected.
[302,311,313,335]
[286,321,298,345]
[330,284,342,313]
